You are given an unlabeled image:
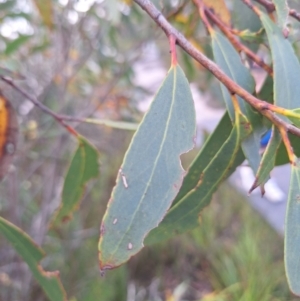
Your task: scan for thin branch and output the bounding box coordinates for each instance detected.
[254,0,300,22]
[199,2,273,75]
[133,0,300,138]
[0,76,78,137]
[0,76,138,131]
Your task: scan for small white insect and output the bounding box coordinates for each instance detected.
[113,218,118,225]
[119,168,128,188]
[128,243,133,250]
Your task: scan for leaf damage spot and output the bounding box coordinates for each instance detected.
[241,121,251,131]
[119,168,128,188]
[196,172,204,188]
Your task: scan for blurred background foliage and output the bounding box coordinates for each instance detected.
[0,0,300,300]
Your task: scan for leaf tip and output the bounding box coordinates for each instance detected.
[249,180,258,194]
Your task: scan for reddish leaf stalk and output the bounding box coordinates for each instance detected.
[231,93,242,115]
[193,0,213,34]
[278,126,296,165]
[169,34,177,66]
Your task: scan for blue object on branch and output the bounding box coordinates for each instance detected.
[260,129,272,147]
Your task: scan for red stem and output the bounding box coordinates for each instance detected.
[169,34,177,66]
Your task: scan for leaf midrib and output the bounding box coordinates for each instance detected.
[105,66,178,262]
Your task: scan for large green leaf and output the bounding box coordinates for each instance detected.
[173,112,233,205]
[260,12,300,110]
[98,64,196,269]
[0,217,67,301]
[51,137,100,227]
[285,161,300,296]
[250,126,281,192]
[212,30,264,172]
[145,111,250,245]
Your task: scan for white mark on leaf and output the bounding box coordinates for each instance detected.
[128,243,133,250]
[113,218,118,225]
[119,168,128,188]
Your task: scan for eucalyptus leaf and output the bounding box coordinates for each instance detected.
[250,126,281,192]
[285,161,300,296]
[260,12,300,111]
[0,217,67,301]
[212,30,265,172]
[51,137,100,227]
[98,64,196,269]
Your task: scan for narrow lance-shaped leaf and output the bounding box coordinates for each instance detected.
[285,161,300,296]
[211,30,265,172]
[51,137,100,227]
[250,126,281,192]
[145,111,251,245]
[260,12,300,111]
[0,217,67,301]
[98,64,196,269]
